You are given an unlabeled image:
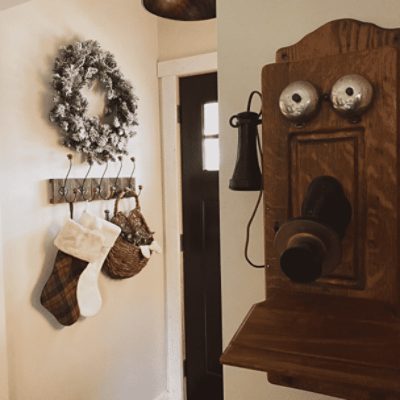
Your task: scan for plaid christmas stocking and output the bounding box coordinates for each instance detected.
[40,219,105,326]
[77,211,121,317]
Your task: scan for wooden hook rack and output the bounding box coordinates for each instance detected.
[49,177,136,204]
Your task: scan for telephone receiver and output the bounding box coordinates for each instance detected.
[274,176,352,283]
[229,91,262,191]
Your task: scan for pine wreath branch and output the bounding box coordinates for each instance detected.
[49,40,139,163]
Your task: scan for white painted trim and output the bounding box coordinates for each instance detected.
[158,53,217,400]
[0,210,9,400]
[154,391,169,400]
[158,52,217,78]
[160,74,184,400]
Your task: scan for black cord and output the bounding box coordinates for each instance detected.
[246,90,262,116]
[244,104,264,269]
[244,189,264,268]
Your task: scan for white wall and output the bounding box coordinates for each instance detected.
[0,0,30,11]
[217,1,400,399]
[158,18,217,61]
[0,1,166,399]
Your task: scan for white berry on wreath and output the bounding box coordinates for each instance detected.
[49,40,138,163]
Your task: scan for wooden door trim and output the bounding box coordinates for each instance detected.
[158,52,217,400]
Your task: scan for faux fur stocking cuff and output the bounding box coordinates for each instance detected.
[54,219,105,262]
[79,211,121,247]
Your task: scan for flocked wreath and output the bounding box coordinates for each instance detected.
[49,40,138,163]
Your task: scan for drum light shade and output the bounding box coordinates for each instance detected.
[142,0,216,21]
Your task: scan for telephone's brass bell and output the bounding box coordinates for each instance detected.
[279,80,320,123]
[330,74,373,117]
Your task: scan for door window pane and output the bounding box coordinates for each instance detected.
[203,102,219,136]
[203,138,219,171]
[202,102,219,171]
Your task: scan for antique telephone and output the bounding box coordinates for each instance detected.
[222,19,400,400]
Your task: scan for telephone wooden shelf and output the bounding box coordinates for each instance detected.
[221,293,400,399]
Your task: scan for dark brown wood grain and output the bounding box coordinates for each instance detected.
[263,46,399,309]
[289,129,364,288]
[221,19,400,399]
[267,373,400,400]
[220,294,400,395]
[276,19,400,63]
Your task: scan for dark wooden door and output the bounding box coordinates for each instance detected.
[179,72,223,400]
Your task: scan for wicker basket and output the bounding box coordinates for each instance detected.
[103,189,154,279]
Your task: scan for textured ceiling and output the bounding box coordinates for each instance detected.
[0,0,31,11]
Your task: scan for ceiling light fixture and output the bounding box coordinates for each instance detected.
[142,0,216,21]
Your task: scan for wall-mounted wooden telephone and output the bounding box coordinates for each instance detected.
[221,19,400,400]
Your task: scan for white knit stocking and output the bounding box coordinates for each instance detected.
[77,211,121,317]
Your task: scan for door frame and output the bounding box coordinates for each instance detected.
[158,52,218,400]
[0,210,9,400]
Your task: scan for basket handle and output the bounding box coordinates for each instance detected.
[113,188,141,217]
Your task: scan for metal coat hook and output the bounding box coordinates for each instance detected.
[111,156,123,197]
[95,155,110,200]
[58,154,72,199]
[79,155,94,201]
[58,154,77,218]
[60,154,78,204]
[137,184,143,197]
[127,156,136,190]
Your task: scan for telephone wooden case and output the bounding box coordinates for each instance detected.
[221,19,400,400]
